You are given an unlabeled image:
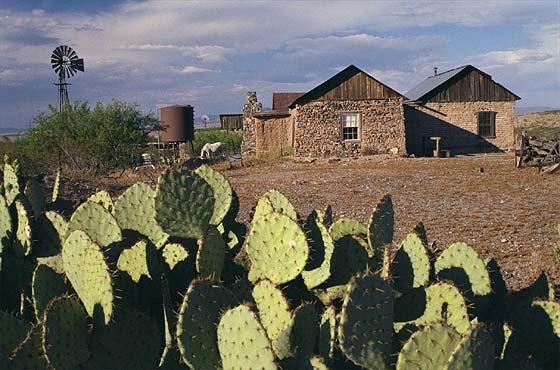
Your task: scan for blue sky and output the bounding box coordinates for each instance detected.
[0,0,559,130]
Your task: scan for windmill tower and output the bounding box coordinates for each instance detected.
[50,45,85,111]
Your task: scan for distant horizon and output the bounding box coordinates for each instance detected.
[1,1,558,129]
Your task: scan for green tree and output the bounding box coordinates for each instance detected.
[18,100,161,174]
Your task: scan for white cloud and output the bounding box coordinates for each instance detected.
[179,66,215,74]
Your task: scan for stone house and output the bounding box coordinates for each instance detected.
[242,65,406,157]
[404,65,521,156]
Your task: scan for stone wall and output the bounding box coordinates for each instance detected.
[254,115,293,155]
[293,99,405,157]
[404,101,515,156]
[241,91,262,156]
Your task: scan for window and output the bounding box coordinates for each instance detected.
[477,111,496,138]
[341,113,360,141]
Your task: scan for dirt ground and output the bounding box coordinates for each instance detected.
[54,152,559,291]
[219,153,559,291]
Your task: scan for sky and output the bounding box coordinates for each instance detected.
[0,0,559,131]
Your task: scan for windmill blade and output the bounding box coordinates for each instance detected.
[68,49,77,59]
[67,67,75,77]
[71,58,84,72]
[62,45,68,57]
[54,65,63,75]
[52,46,63,59]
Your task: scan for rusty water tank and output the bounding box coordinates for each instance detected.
[160,105,194,142]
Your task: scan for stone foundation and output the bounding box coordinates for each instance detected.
[293,99,405,157]
[404,101,515,156]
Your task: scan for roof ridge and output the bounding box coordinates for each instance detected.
[429,65,470,78]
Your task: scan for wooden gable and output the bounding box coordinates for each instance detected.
[290,65,403,108]
[425,66,520,103]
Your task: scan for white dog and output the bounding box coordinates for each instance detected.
[200,142,226,159]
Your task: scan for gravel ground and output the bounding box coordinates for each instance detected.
[219,153,560,291]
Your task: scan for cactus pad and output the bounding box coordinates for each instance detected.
[13,199,32,257]
[155,168,215,239]
[195,164,233,226]
[395,282,470,335]
[113,182,168,248]
[444,324,495,370]
[3,157,20,206]
[329,218,368,244]
[196,226,225,279]
[24,178,45,218]
[176,279,238,370]
[9,324,49,369]
[117,239,156,282]
[87,190,114,212]
[302,214,334,289]
[532,300,560,336]
[318,306,337,359]
[327,224,369,286]
[253,279,293,359]
[435,242,491,296]
[42,296,90,369]
[338,273,394,370]
[32,264,68,320]
[34,211,68,256]
[396,323,462,370]
[290,302,319,358]
[0,310,31,357]
[0,194,12,257]
[162,243,189,270]
[367,195,394,267]
[87,310,160,369]
[217,304,277,370]
[390,233,431,293]
[263,190,297,220]
[68,201,122,247]
[62,230,113,325]
[246,211,308,284]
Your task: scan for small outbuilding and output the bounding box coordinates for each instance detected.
[404,65,521,156]
[219,114,243,131]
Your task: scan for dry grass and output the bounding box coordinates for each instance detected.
[515,110,560,140]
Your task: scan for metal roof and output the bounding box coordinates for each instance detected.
[404,66,469,101]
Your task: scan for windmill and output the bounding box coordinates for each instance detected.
[50,45,84,111]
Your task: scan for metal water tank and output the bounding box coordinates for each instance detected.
[160,105,194,142]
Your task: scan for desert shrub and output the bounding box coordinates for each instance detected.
[1,101,161,176]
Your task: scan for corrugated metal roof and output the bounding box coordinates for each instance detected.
[404,66,468,101]
[272,93,304,111]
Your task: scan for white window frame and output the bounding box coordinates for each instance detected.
[341,112,361,142]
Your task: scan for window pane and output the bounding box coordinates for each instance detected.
[342,113,359,128]
[478,112,495,137]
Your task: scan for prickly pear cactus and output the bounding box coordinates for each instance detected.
[217,304,277,370]
[68,201,122,247]
[0,310,31,357]
[9,324,49,369]
[318,306,337,359]
[176,279,238,370]
[435,242,491,296]
[391,233,431,293]
[87,310,161,369]
[338,273,394,370]
[367,194,394,269]
[35,211,68,254]
[32,264,68,319]
[444,324,495,370]
[42,296,90,370]
[195,164,233,226]
[62,230,113,325]
[532,300,560,336]
[290,302,319,358]
[302,213,334,289]
[0,194,12,256]
[117,239,156,282]
[154,168,214,239]
[246,211,308,284]
[395,282,470,335]
[253,279,293,359]
[264,190,297,220]
[396,323,462,370]
[24,177,45,218]
[162,243,189,270]
[87,190,114,212]
[327,220,370,286]
[3,156,20,206]
[113,182,168,248]
[13,199,32,257]
[52,168,61,202]
[196,226,225,279]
